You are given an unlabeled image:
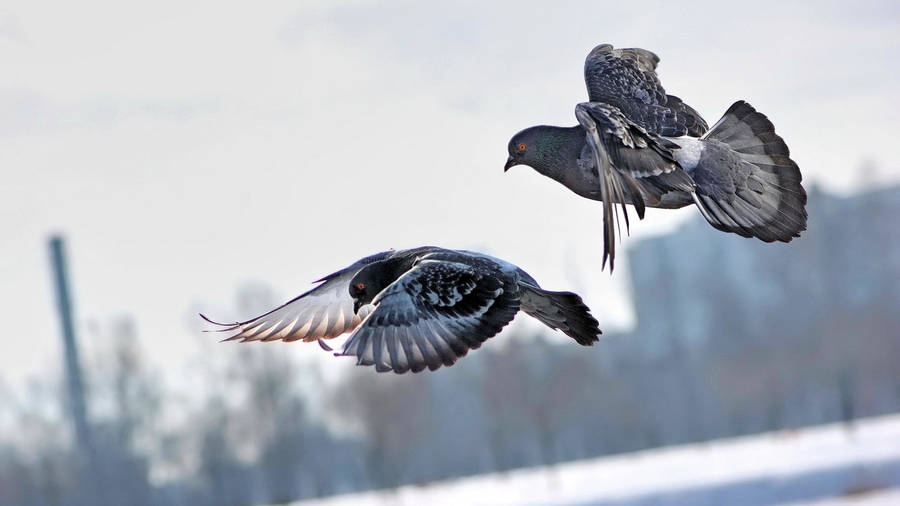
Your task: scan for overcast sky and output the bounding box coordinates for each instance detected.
[2,0,898,387]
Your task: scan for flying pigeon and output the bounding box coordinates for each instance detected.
[201,247,601,374]
[504,44,808,271]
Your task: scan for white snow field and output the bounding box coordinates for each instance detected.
[288,414,900,506]
[781,489,900,505]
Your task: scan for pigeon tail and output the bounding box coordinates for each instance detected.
[519,284,601,346]
[691,101,808,242]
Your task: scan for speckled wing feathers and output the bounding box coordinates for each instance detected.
[339,259,520,373]
[583,44,708,137]
[575,101,695,271]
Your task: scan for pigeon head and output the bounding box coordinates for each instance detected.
[348,258,411,314]
[504,126,542,171]
[504,125,584,175]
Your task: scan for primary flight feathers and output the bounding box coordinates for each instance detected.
[202,247,601,374]
[506,44,807,271]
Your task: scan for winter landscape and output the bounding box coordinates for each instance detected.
[2,2,898,505]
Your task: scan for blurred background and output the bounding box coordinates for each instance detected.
[2,1,899,505]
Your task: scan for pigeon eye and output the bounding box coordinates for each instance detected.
[517,143,527,152]
[355,282,366,291]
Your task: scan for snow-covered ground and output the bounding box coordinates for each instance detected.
[288,414,900,506]
[781,489,900,506]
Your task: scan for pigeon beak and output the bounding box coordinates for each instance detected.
[504,156,518,172]
[353,299,363,314]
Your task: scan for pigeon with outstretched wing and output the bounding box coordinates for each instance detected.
[505,44,807,271]
[202,247,601,373]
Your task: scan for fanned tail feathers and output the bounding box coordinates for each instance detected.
[695,101,808,242]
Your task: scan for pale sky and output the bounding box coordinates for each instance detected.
[2,1,899,388]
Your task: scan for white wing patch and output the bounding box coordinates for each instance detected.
[201,258,384,343]
[668,136,705,171]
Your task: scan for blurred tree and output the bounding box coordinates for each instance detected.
[330,369,430,489]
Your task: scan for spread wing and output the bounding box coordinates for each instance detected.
[575,101,695,271]
[339,259,520,373]
[201,250,395,343]
[583,44,708,137]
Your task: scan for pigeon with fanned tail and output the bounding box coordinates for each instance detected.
[505,44,807,271]
[201,247,601,374]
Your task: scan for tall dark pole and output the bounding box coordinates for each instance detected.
[49,236,104,505]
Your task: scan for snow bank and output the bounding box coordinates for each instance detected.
[288,414,900,506]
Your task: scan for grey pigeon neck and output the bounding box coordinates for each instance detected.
[531,126,584,179]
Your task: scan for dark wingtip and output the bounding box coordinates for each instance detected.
[199,312,226,325]
[199,313,242,333]
[602,229,616,274]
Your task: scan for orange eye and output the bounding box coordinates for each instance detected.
[355,282,366,290]
[517,143,527,151]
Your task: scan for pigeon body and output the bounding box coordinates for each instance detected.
[505,44,807,270]
[202,247,601,374]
